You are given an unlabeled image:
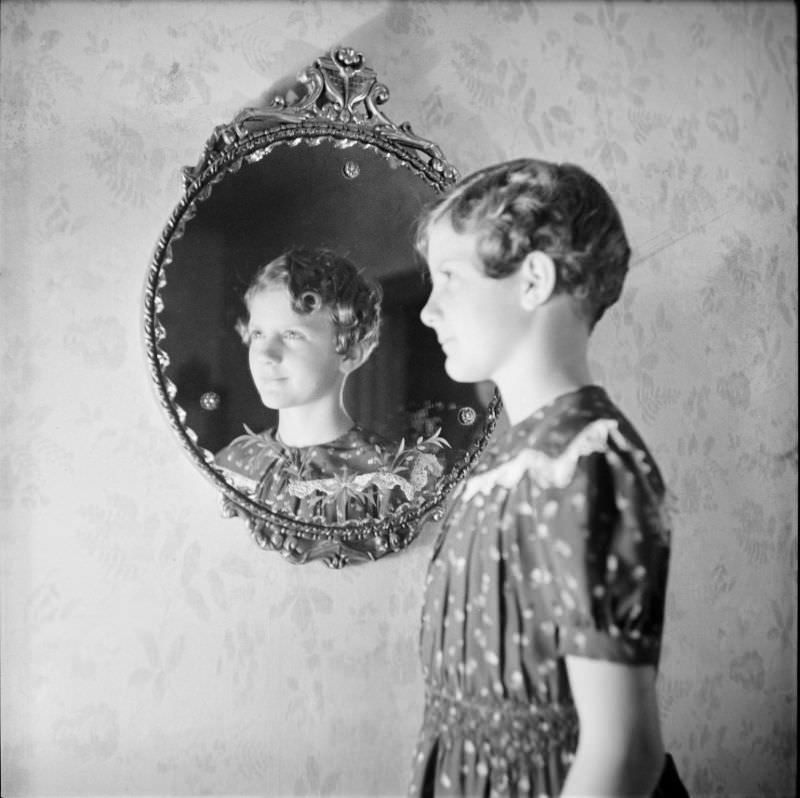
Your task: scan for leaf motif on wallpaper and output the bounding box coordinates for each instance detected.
[269,583,334,633]
[707,563,737,603]
[86,118,166,208]
[129,631,186,703]
[694,673,724,722]
[232,738,279,781]
[493,57,529,103]
[0,450,46,510]
[53,703,120,759]
[743,68,769,117]
[76,495,160,582]
[774,266,797,327]
[769,32,796,96]
[158,523,188,568]
[62,317,126,369]
[588,138,629,169]
[451,37,506,108]
[657,677,692,722]
[628,108,670,144]
[733,499,785,566]
[2,58,79,144]
[576,73,598,94]
[386,2,434,37]
[753,715,797,768]
[671,114,700,152]
[294,753,341,798]
[84,30,109,56]
[219,554,256,579]
[8,12,32,44]
[540,105,577,149]
[419,91,456,132]
[1,426,69,511]
[209,560,257,607]
[766,599,795,651]
[715,371,751,410]
[180,541,211,622]
[38,184,90,237]
[635,372,680,424]
[700,232,762,316]
[728,650,766,692]
[25,580,80,628]
[705,107,740,143]
[521,87,543,151]
[220,622,266,698]
[206,569,229,611]
[678,463,718,513]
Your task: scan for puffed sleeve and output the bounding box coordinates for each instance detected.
[546,433,671,665]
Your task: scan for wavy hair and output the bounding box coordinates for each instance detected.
[416,158,630,327]
[237,248,382,355]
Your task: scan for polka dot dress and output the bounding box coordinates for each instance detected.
[409,386,671,798]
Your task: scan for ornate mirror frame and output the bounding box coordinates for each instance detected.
[144,47,501,567]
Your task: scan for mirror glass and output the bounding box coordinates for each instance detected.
[145,47,500,566]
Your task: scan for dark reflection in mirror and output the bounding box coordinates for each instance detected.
[213,247,447,524]
[158,140,491,511]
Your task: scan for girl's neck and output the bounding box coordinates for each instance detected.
[494,309,593,425]
[277,401,353,448]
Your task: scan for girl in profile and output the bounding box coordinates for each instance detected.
[409,160,688,796]
[215,248,445,526]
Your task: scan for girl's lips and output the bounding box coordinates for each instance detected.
[257,375,287,383]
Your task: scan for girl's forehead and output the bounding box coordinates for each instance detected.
[426,217,482,267]
[248,288,331,328]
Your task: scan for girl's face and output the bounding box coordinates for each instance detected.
[420,217,529,384]
[245,288,347,410]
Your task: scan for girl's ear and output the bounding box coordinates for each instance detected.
[339,341,375,375]
[519,250,557,311]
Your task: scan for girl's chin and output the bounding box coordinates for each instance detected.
[444,357,489,385]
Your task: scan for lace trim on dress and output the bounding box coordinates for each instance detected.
[462,419,623,500]
[288,469,414,500]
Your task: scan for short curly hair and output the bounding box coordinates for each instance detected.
[416,158,631,327]
[237,248,382,356]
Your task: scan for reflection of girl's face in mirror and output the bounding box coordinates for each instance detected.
[213,248,449,525]
[236,248,381,447]
[244,288,350,412]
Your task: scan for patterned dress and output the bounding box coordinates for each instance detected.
[215,425,444,524]
[409,386,671,798]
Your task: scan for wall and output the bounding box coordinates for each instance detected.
[1,1,796,796]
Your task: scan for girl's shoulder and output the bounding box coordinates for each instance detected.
[463,386,665,501]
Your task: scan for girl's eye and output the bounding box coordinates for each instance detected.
[249,329,264,341]
[282,330,303,340]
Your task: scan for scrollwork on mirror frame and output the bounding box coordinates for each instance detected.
[182,46,459,190]
[144,46,502,568]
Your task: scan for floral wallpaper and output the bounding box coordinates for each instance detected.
[0,1,795,796]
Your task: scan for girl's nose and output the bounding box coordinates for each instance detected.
[420,294,439,329]
[256,337,282,363]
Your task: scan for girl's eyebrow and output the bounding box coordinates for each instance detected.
[430,258,461,272]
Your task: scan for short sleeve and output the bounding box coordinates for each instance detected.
[549,435,671,665]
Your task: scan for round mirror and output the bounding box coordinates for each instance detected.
[144,48,500,566]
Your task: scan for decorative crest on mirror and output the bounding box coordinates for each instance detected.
[183,46,458,189]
